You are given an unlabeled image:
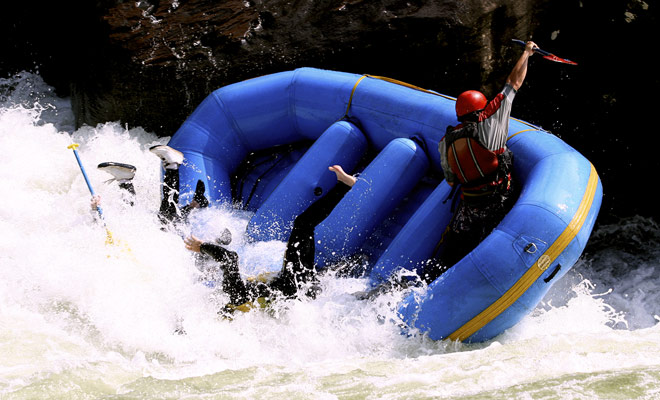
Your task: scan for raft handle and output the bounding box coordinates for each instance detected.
[543,264,562,283]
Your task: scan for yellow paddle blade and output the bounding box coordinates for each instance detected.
[105,229,115,245]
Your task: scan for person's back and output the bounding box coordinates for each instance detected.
[424,40,538,283]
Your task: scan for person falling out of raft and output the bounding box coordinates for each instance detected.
[421,40,538,282]
[183,164,357,314]
[91,145,217,230]
[91,145,354,312]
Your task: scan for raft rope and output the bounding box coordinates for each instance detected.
[507,128,539,140]
[447,162,600,342]
[344,74,455,118]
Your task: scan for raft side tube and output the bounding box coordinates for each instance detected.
[314,137,429,268]
[212,71,301,150]
[473,197,602,341]
[290,68,363,139]
[361,182,437,269]
[235,147,307,211]
[468,162,602,342]
[169,68,454,207]
[169,70,308,205]
[168,95,248,204]
[246,120,368,242]
[346,75,453,171]
[368,180,454,284]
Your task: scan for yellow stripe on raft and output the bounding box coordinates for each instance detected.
[447,163,599,342]
[344,74,456,117]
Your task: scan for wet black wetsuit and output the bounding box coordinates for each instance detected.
[201,182,352,310]
[158,168,208,225]
[421,183,517,283]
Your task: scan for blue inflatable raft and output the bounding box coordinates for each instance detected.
[167,67,602,342]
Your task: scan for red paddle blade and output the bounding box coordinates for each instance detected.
[512,39,578,66]
[542,54,578,66]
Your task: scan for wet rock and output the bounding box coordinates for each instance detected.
[0,0,547,135]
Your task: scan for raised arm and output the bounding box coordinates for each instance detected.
[506,41,537,91]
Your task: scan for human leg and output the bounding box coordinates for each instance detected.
[277,182,351,297]
[151,145,211,225]
[158,167,181,224]
[424,184,518,283]
[196,242,251,305]
[150,145,185,224]
[97,162,137,206]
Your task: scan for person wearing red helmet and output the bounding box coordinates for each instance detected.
[424,40,538,283]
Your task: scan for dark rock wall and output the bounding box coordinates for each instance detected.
[2,0,657,221]
[4,0,547,134]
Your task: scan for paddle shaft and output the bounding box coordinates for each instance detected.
[511,39,550,56]
[511,39,577,65]
[68,144,105,221]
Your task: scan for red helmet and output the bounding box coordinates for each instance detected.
[455,90,487,118]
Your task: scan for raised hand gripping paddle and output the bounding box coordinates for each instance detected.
[68,143,115,244]
[512,39,578,65]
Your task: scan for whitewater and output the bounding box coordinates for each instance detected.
[2,72,660,399]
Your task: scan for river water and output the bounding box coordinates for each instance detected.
[2,72,660,399]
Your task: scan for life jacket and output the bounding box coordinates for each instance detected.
[444,123,513,194]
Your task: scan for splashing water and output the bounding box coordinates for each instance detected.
[2,72,660,399]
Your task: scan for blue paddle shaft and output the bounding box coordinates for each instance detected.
[71,149,96,195]
[511,39,550,56]
[70,147,104,220]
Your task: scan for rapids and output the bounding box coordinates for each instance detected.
[2,72,660,399]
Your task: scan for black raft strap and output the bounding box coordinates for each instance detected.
[544,264,562,283]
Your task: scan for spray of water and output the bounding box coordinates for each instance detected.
[2,72,660,399]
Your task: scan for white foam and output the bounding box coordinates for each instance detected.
[2,72,660,398]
